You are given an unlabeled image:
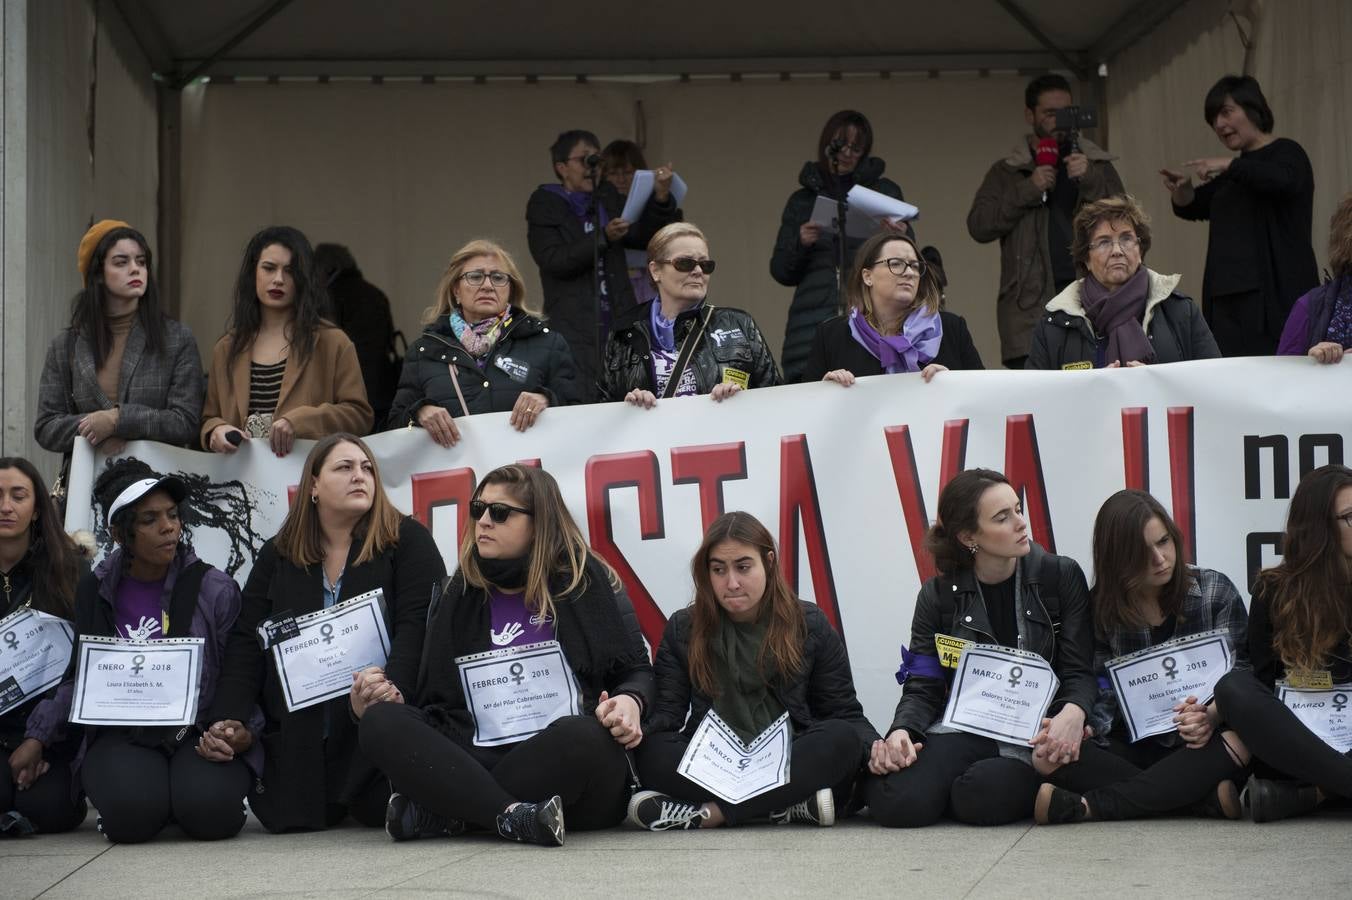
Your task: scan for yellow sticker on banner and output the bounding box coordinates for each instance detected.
[1061,361,1093,371]
[1286,669,1334,689]
[721,367,750,389]
[935,634,971,669]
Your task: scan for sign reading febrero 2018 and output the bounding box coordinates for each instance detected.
[65,358,1343,728]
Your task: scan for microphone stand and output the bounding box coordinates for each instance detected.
[586,162,605,396]
[827,146,850,312]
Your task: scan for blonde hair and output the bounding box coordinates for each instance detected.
[273,433,404,567]
[457,465,616,622]
[646,222,709,286]
[845,232,942,325]
[423,239,534,325]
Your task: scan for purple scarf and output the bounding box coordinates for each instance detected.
[848,307,943,374]
[542,184,609,228]
[1080,267,1155,366]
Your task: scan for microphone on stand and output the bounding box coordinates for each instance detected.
[1035,138,1059,204]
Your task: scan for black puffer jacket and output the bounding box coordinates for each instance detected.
[526,182,681,394]
[769,158,910,383]
[646,601,880,766]
[888,542,1095,741]
[386,308,584,429]
[602,301,782,400]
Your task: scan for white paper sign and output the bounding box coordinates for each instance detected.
[1105,628,1233,743]
[1277,682,1352,753]
[269,589,392,712]
[619,170,689,223]
[0,608,76,717]
[677,710,792,804]
[942,644,1059,744]
[457,640,580,747]
[809,185,921,238]
[69,636,203,726]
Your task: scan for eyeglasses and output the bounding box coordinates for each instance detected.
[656,257,717,274]
[1335,511,1352,529]
[869,257,926,277]
[836,143,865,156]
[469,500,533,523]
[461,270,511,288]
[1089,234,1141,255]
[564,154,596,165]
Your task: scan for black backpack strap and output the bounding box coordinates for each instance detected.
[166,560,211,638]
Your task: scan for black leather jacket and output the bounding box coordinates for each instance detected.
[888,541,1096,741]
[602,301,782,400]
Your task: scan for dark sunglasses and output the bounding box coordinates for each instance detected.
[658,256,716,274]
[469,499,533,523]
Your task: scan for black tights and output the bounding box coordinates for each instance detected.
[633,719,861,826]
[0,759,87,833]
[359,704,631,831]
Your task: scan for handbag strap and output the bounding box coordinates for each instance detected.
[661,305,715,400]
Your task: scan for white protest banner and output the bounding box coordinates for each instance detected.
[941,644,1058,744]
[0,609,75,717]
[677,711,792,804]
[1105,629,1233,743]
[456,640,581,747]
[1277,683,1352,753]
[63,358,1346,729]
[69,636,204,726]
[268,590,392,712]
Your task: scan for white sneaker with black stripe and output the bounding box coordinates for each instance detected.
[627,790,711,831]
[769,788,835,826]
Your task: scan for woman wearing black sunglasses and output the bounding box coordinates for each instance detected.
[205,433,444,832]
[387,239,583,445]
[604,222,781,406]
[802,231,983,386]
[360,464,654,846]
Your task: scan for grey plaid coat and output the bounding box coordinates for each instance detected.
[34,316,205,454]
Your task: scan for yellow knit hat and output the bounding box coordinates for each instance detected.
[77,219,132,279]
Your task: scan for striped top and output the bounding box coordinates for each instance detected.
[248,359,286,415]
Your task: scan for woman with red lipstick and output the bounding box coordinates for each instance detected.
[1162,75,1318,357]
[201,226,372,458]
[360,465,652,847]
[36,221,205,473]
[387,239,582,446]
[206,433,443,832]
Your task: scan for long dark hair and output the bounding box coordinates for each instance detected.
[1090,490,1193,638]
[1256,464,1352,674]
[226,226,327,370]
[687,512,805,698]
[0,458,80,618]
[815,109,873,176]
[69,225,167,368]
[925,469,1012,576]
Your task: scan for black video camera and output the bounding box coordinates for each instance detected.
[1053,106,1097,154]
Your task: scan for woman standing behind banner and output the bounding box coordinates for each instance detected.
[1210,465,1352,821]
[600,140,660,306]
[627,511,876,831]
[1278,192,1352,364]
[0,458,87,835]
[386,239,583,446]
[75,459,248,843]
[35,221,205,466]
[605,223,781,406]
[866,468,1098,827]
[201,226,372,458]
[205,434,443,832]
[1032,490,1251,824]
[359,465,652,846]
[802,231,983,386]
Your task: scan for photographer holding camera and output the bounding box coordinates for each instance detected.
[968,74,1124,369]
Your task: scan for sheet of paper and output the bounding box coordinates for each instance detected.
[0,608,75,717]
[70,636,203,726]
[620,170,688,222]
[677,710,791,804]
[1106,628,1232,743]
[1278,683,1352,753]
[458,640,581,747]
[270,589,392,712]
[808,188,920,239]
[941,643,1059,745]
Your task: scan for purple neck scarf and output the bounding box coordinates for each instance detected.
[542,184,609,228]
[848,307,943,374]
[1080,267,1155,366]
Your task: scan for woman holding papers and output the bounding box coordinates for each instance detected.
[1032,490,1251,824]
[1210,464,1352,821]
[201,225,372,457]
[770,109,913,383]
[627,511,876,831]
[0,458,87,835]
[75,460,248,843]
[207,433,443,831]
[801,231,983,386]
[867,468,1098,827]
[359,465,652,846]
[386,239,583,444]
[605,223,781,406]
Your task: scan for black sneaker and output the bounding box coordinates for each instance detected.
[627,790,710,831]
[385,792,465,842]
[0,810,35,837]
[496,796,565,846]
[769,788,835,826]
[1034,783,1089,825]
[1241,775,1320,823]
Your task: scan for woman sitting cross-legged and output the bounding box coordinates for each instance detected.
[359,465,654,846]
[628,511,878,830]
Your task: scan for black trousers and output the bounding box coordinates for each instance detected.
[0,759,87,833]
[359,704,631,831]
[1216,668,1352,798]
[633,719,861,826]
[81,731,250,843]
[1049,732,1244,820]
[1204,289,1278,357]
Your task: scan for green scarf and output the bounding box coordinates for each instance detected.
[709,611,786,744]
